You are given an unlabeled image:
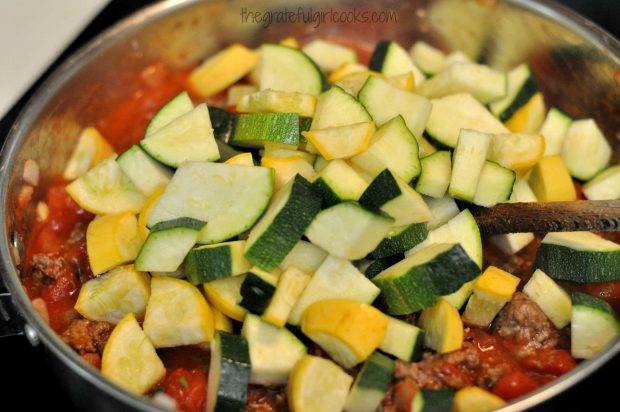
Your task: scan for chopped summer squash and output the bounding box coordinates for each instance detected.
[328,62,368,82]
[101,313,166,395]
[137,185,165,241]
[262,266,312,328]
[75,265,150,323]
[63,126,116,180]
[204,275,248,322]
[280,37,299,48]
[261,155,315,191]
[523,269,572,329]
[227,85,259,107]
[86,212,143,276]
[189,44,260,97]
[463,266,520,327]
[302,39,358,73]
[142,277,215,348]
[488,132,545,174]
[583,165,620,200]
[419,298,463,354]
[504,92,546,133]
[453,387,506,412]
[301,299,388,368]
[528,155,576,201]
[288,355,353,412]
[302,122,374,160]
[212,306,234,333]
[236,89,317,118]
[224,152,254,166]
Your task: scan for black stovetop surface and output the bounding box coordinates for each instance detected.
[1,1,618,410]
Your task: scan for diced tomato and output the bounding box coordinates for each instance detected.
[521,349,576,376]
[492,371,541,401]
[161,368,207,412]
[40,271,79,332]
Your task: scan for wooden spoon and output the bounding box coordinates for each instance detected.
[470,200,620,235]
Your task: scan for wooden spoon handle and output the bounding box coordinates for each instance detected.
[470,200,620,235]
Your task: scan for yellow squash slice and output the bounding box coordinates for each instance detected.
[63,126,116,180]
[488,132,545,174]
[203,275,248,321]
[260,155,315,191]
[101,313,165,395]
[137,186,166,240]
[419,298,463,354]
[302,122,374,160]
[143,277,215,348]
[453,386,506,412]
[528,155,577,201]
[224,152,254,166]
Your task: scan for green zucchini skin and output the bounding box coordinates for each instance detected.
[363,255,404,279]
[239,270,277,315]
[416,388,456,412]
[368,40,392,73]
[535,244,620,283]
[150,217,206,232]
[497,70,539,123]
[358,169,402,210]
[344,351,395,412]
[231,113,300,148]
[209,106,238,143]
[369,223,428,259]
[209,332,251,412]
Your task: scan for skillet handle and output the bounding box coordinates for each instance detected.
[0,291,24,338]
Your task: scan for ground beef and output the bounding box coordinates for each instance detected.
[28,253,72,289]
[492,292,559,350]
[394,343,480,390]
[475,358,515,389]
[61,319,113,355]
[245,386,287,412]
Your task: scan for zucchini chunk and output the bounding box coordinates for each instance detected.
[504,92,546,133]
[344,352,395,412]
[419,298,464,354]
[368,40,426,86]
[535,232,620,282]
[236,89,317,118]
[472,161,516,207]
[523,269,572,329]
[227,84,258,107]
[412,388,456,412]
[148,162,274,244]
[184,240,251,284]
[101,313,165,395]
[259,44,327,95]
[462,266,520,327]
[289,256,380,325]
[278,240,328,274]
[241,314,306,384]
[359,169,433,225]
[448,129,492,202]
[231,112,300,149]
[142,277,215,348]
[287,355,353,412]
[561,119,612,181]
[409,41,446,76]
[305,201,394,260]
[75,265,150,324]
[144,91,193,138]
[489,63,539,122]
[209,106,238,143]
[540,107,572,156]
[583,165,620,200]
[261,155,315,192]
[262,266,312,328]
[424,195,460,230]
[134,218,206,273]
[311,85,372,130]
[244,174,321,271]
[116,145,172,197]
[415,151,452,199]
[302,39,358,73]
[373,243,480,314]
[207,332,251,412]
[379,316,424,361]
[369,223,428,259]
[571,292,620,359]
[239,267,279,315]
[140,103,220,167]
[301,299,388,368]
[425,93,508,148]
[312,159,369,207]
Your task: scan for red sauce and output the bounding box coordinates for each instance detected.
[156,347,210,412]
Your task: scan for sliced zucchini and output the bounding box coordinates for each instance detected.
[442,278,476,311]
[424,195,460,230]
[63,126,116,180]
[101,313,165,395]
[561,119,612,180]
[419,298,463,354]
[203,275,247,322]
[287,355,353,412]
[373,243,480,314]
[523,269,572,329]
[361,255,404,280]
[302,39,358,73]
[583,165,620,200]
[412,388,456,412]
[144,91,193,138]
[344,352,395,412]
[379,316,424,361]
[288,256,380,325]
[416,63,507,103]
[504,92,546,133]
[142,276,214,348]
[369,223,428,259]
[425,93,508,148]
[359,169,433,225]
[262,266,312,328]
[349,115,421,182]
[527,155,576,202]
[279,240,327,274]
[489,63,538,122]
[301,299,388,368]
[409,41,446,76]
[116,145,172,197]
[184,240,251,284]
[239,267,278,315]
[535,231,620,282]
[302,121,374,160]
[448,129,492,202]
[263,144,316,164]
[415,151,452,199]
[86,212,143,276]
[462,266,520,327]
[236,89,316,118]
[358,76,432,141]
[134,218,205,272]
[261,155,315,192]
[242,314,306,384]
[259,44,326,95]
[230,112,299,149]
[571,292,620,359]
[244,174,321,271]
[305,201,394,260]
[66,157,147,215]
[311,85,372,130]
[209,106,238,143]
[75,265,150,323]
[313,159,369,207]
[189,43,259,97]
[472,161,516,207]
[329,62,368,82]
[207,332,251,412]
[227,84,258,107]
[368,40,426,86]
[140,103,220,167]
[540,108,572,156]
[148,162,273,244]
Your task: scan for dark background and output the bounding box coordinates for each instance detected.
[1,0,618,411]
